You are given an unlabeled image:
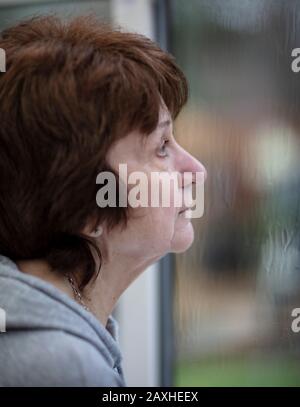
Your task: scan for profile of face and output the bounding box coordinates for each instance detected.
[99,103,207,266]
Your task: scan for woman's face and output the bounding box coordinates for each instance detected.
[104,105,207,263]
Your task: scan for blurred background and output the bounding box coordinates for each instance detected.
[1,0,300,386]
[171,0,300,386]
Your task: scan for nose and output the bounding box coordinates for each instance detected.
[176,145,207,188]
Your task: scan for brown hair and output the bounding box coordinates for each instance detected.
[0,14,188,289]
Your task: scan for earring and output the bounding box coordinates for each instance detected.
[91,226,103,238]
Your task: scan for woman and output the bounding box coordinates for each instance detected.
[0,15,206,386]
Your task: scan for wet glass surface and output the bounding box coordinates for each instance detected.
[0,1,110,31]
[171,0,300,386]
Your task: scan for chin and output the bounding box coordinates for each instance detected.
[170,221,195,253]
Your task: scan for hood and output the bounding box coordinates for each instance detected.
[0,254,123,371]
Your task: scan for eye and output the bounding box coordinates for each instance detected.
[157,138,169,158]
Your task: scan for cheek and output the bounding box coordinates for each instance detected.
[119,206,176,259]
[140,176,181,249]
[140,206,178,247]
[118,166,184,255]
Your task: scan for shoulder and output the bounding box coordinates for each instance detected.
[0,330,124,387]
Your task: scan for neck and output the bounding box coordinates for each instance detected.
[16,251,156,329]
[81,249,156,327]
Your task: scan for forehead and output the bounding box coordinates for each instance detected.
[151,105,173,137]
[158,104,172,123]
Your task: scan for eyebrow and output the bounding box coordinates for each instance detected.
[142,118,172,147]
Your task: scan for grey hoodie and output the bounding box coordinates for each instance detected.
[0,254,127,387]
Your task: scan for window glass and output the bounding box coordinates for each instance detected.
[171,0,300,386]
[0,1,110,30]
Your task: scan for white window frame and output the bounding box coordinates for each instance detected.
[110,0,162,387]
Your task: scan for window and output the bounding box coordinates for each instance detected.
[170,0,300,386]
